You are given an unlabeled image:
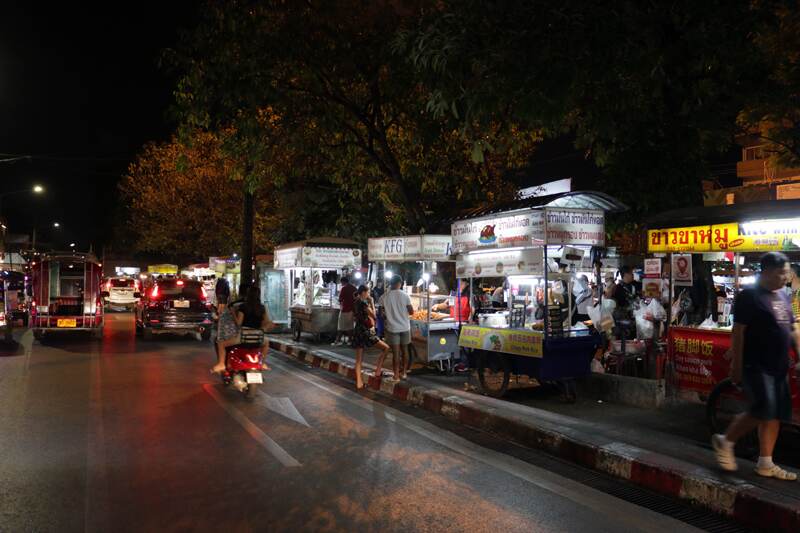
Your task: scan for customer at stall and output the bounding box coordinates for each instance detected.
[332,276,356,346]
[352,285,390,390]
[380,275,414,380]
[712,252,799,480]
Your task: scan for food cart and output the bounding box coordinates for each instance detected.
[453,192,626,397]
[647,199,800,432]
[30,251,105,339]
[367,234,460,370]
[274,238,362,342]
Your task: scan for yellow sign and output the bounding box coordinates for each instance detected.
[648,218,800,253]
[458,325,543,358]
[147,264,179,275]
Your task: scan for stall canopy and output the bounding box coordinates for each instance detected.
[647,200,800,253]
[449,191,628,222]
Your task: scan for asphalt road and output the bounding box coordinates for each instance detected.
[0,313,705,533]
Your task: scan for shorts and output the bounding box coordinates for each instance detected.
[385,329,410,346]
[337,311,354,331]
[743,370,792,422]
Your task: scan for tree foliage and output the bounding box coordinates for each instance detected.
[397,0,781,215]
[166,0,539,234]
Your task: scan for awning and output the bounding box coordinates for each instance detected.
[647,199,800,229]
[448,191,627,222]
[275,237,361,251]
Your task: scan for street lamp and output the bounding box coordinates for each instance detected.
[33,185,44,194]
[0,183,46,217]
[69,242,75,248]
[53,222,60,228]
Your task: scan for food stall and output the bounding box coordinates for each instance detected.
[367,234,460,370]
[647,200,800,424]
[274,238,362,342]
[453,192,626,397]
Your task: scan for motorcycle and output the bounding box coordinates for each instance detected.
[219,329,265,400]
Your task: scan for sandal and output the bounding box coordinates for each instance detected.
[711,434,738,472]
[755,465,797,481]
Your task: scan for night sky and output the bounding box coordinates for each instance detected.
[0,2,195,252]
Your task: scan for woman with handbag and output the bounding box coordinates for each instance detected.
[352,285,390,390]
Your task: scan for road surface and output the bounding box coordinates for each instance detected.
[0,313,707,532]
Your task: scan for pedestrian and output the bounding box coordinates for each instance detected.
[712,252,799,480]
[352,285,390,389]
[379,275,414,379]
[332,276,356,346]
[215,276,231,315]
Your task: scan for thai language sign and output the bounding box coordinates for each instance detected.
[544,208,605,246]
[451,212,545,253]
[458,325,543,358]
[302,247,361,268]
[648,218,800,253]
[455,248,544,278]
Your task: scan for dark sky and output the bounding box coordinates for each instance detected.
[0,2,195,252]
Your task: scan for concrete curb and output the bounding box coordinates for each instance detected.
[268,338,800,531]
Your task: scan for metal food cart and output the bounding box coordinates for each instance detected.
[367,234,460,370]
[647,200,800,435]
[453,192,626,397]
[274,238,362,342]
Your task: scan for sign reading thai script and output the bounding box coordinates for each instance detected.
[455,248,544,278]
[452,212,545,253]
[458,325,543,358]
[368,235,453,261]
[544,208,605,246]
[648,218,800,253]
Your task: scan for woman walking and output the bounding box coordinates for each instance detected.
[352,285,390,389]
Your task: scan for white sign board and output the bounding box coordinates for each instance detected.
[274,247,301,269]
[451,211,545,253]
[368,235,453,262]
[301,247,361,269]
[455,249,544,278]
[544,208,605,246]
[644,258,661,277]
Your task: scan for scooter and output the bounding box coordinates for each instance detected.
[219,329,265,400]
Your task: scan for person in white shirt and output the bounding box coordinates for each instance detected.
[379,275,414,379]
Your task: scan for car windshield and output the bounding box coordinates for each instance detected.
[152,281,204,300]
[110,279,135,288]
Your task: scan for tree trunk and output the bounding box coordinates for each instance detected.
[241,188,255,293]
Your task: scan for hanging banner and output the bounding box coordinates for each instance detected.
[544,208,605,246]
[672,254,693,286]
[451,211,545,253]
[458,325,543,358]
[455,248,544,278]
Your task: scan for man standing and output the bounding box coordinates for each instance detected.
[333,276,356,346]
[713,252,799,480]
[380,275,414,379]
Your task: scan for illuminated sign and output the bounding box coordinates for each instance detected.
[648,218,800,253]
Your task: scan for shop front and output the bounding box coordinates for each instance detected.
[368,234,460,370]
[274,238,362,342]
[647,200,800,424]
[453,192,624,397]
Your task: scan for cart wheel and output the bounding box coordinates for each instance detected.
[476,351,511,398]
[706,378,758,457]
[291,320,302,341]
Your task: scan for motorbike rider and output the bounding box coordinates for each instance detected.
[211,284,275,374]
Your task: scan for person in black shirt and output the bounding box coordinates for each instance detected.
[712,252,799,480]
[211,285,274,373]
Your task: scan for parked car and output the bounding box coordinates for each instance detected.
[135,278,214,340]
[104,277,140,310]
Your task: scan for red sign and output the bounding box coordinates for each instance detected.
[668,327,731,394]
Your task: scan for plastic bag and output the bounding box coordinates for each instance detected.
[647,298,667,321]
[698,315,716,329]
[636,313,654,339]
[588,299,615,333]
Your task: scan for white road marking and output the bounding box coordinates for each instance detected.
[257,392,310,427]
[269,357,701,533]
[85,350,110,533]
[203,384,301,467]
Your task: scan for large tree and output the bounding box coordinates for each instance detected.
[167,0,538,235]
[397,0,775,215]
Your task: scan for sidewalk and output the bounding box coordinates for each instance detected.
[268,333,800,531]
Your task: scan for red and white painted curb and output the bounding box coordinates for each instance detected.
[268,338,800,531]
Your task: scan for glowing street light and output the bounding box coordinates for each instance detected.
[53,222,60,228]
[33,184,44,193]
[69,242,76,248]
